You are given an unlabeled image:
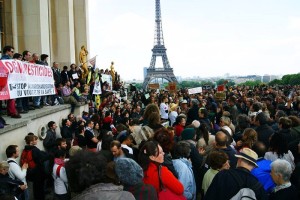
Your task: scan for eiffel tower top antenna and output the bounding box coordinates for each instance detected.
[154,0,164,46]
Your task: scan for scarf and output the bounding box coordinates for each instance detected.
[54,158,65,166]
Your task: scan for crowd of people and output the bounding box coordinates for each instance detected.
[1,46,300,200]
[0,45,122,122]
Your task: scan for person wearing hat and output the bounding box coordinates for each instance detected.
[180,99,189,115]
[115,158,158,200]
[204,148,267,200]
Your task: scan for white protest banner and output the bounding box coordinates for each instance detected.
[101,74,112,91]
[93,80,102,94]
[0,60,55,100]
[188,87,203,95]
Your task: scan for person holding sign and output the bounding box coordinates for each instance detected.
[0,45,21,118]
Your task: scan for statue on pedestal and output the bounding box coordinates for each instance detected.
[110,61,116,83]
[79,45,88,79]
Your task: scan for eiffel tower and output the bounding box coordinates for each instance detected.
[143,0,178,89]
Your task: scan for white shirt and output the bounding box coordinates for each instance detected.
[160,102,169,120]
[264,150,295,170]
[52,164,68,195]
[169,111,178,126]
[7,158,27,184]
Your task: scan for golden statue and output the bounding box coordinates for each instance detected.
[79,45,88,79]
[110,61,116,83]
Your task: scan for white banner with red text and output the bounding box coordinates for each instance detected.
[0,60,55,100]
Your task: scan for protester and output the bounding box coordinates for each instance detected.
[204,148,267,199]
[115,158,158,200]
[65,151,135,199]
[6,145,29,200]
[0,161,26,199]
[52,150,70,200]
[269,159,298,199]
[138,140,184,196]
[202,150,229,195]
[172,141,197,200]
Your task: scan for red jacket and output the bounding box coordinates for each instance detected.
[174,124,184,137]
[143,162,184,195]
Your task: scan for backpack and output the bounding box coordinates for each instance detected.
[20,149,36,169]
[229,170,260,200]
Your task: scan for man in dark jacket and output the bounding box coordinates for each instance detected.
[0,161,26,199]
[214,131,237,169]
[187,99,200,125]
[254,112,274,150]
[43,121,58,153]
[204,148,267,200]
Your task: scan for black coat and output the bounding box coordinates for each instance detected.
[255,124,274,150]
[204,167,267,200]
[0,174,24,197]
[269,184,298,200]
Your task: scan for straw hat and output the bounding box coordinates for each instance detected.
[235,148,258,167]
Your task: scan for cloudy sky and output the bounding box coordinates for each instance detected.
[88,0,300,81]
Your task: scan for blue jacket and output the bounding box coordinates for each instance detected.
[251,158,275,193]
[173,158,196,200]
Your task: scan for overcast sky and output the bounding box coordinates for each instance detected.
[88,0,300,81]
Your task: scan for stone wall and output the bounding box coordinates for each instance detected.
[0,104,88,161]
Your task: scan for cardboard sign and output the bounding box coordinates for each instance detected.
[148,83,160,89]
[188,87,202,94]
[168,82,177,93]
[215,92,226,101]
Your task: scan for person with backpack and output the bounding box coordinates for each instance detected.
[52,150,70,200]
[6,145,29,200]
[204,148,268,200]
[22,135,49,200]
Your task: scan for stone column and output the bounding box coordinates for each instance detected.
[49,0,76,67]
[73,0,89,64]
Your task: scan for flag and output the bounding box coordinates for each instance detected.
[88,55,97,67]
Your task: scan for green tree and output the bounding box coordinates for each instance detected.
[268,79,282,86]
[238,80,262,87]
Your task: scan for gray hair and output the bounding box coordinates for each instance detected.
[271,159,292,182]
[220,116,231,126]
[173,141,191,159]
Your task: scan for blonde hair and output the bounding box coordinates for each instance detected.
[0,161,9,170]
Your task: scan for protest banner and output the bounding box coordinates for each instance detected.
[188,87,202,94]
[101,74,113,91]
[0,60,55,100]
